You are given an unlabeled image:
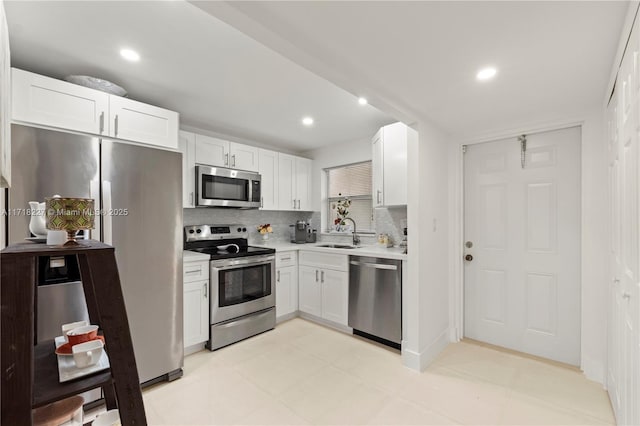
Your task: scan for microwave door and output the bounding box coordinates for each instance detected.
[196,165,261,208]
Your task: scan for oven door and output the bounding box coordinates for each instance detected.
[210,255,275,324]
[196,164,261,208]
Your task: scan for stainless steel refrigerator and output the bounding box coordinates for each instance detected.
[7,124,184,384]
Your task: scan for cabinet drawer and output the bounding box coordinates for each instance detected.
[299,251,348,272]
[276,251,297,267]
[183,261,208,283]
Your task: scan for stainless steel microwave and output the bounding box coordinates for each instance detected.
[196,165,261,208]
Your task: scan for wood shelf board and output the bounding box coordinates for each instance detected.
[33,341,112,408]
[1,240,113,256]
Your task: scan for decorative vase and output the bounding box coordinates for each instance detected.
[262,233,269,242]
[28,201,48,238]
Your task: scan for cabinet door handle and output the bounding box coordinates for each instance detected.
[261,197,264,208]
[190,192,194,206]
[321,271,324,283]
[232,155,236,167]
[204,282,207,298]
[185,269,201,275]
[297,200,300,209]
[277,270,280,282]
[225,153,229,166]
[280,256,291,261]
[99,111,104,134]
[377,190,381,204]
[293,199,296,209]
[315,270,319,282]
[114,114,119,137]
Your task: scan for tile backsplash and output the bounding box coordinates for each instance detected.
[183,206,407,247]
[183,208,315,244]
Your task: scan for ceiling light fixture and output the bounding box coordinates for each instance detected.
[302,117,314,126]
[358,97,368,105]
[120,48,140,62]
[476,67,497,81]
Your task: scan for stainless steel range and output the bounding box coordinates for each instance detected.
[184,224,276,350]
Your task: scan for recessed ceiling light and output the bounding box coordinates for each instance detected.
[302,117,314,126]
[358,97,368,105]
[476,67,497,81]
[120,48,140,62]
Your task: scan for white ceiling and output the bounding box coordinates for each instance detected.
[193,1,629,140]
[4,1,395,152]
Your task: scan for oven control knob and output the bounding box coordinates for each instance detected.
[188,229,195,234]
[196,229,202,234]
[237,227,242,232]
[242,227,247,232]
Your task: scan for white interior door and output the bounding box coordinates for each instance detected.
[607,22,640,423]
[464,126,581,365]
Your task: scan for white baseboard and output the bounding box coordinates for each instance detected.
[276,312,298,324]
[582,353,605,386]
[297,312,353,334]
[184,342,206,357]
[402,327,450,371]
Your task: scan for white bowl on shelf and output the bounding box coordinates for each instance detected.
[65,75,127,97]
[92,409,121,426]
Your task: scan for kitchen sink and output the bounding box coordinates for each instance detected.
[316,244,359,249]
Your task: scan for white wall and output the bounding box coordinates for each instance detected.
[580,109,608,383]
[302,136,371,213]
[404,119,451,370]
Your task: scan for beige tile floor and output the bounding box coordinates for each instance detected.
[136,318,614,425]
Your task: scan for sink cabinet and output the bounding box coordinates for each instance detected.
[298,251,348,326]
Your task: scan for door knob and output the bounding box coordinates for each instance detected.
[465,254,473,261]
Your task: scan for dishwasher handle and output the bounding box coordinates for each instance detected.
[349,260,398,271]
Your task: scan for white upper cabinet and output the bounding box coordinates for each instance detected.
[372,122,414,207]
[109,95,179,150]
[179,131,196,208]
[229,142,258,172]
[12,68,108,136]
[278,153,296,210]
[295,156,312,211]
[372,129,384,207]
[185,129,312,211]
[194,135,259,172]
[278,153,312,211]
[11,68,179,150]
[258,148,278,210]
[195,134,229,167]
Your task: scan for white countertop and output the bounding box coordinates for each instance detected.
[183,250,210,262]
[260,242,407,261]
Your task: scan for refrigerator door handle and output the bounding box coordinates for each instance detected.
[90,179,101,241]
[103,180,113,245]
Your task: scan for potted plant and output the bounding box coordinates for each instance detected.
[331,195,351,232]
[256,223,273,241]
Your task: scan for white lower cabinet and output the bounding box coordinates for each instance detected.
[276,266,298,318]
[275,250,298,319]
[298,251,348,326]
[183,259,209,348]
[183,279,209,347]
[298,265,322,317]
[320,269,349,325]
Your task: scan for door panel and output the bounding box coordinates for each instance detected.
[195,134,228,168]
[464,126,581,365]
[101,140,183,382]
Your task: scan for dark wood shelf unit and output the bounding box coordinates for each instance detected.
[1,240,147,425]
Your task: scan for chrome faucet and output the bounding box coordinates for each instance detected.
[343,217,360,246]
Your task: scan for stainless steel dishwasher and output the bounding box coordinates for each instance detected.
[348,256,402,349]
